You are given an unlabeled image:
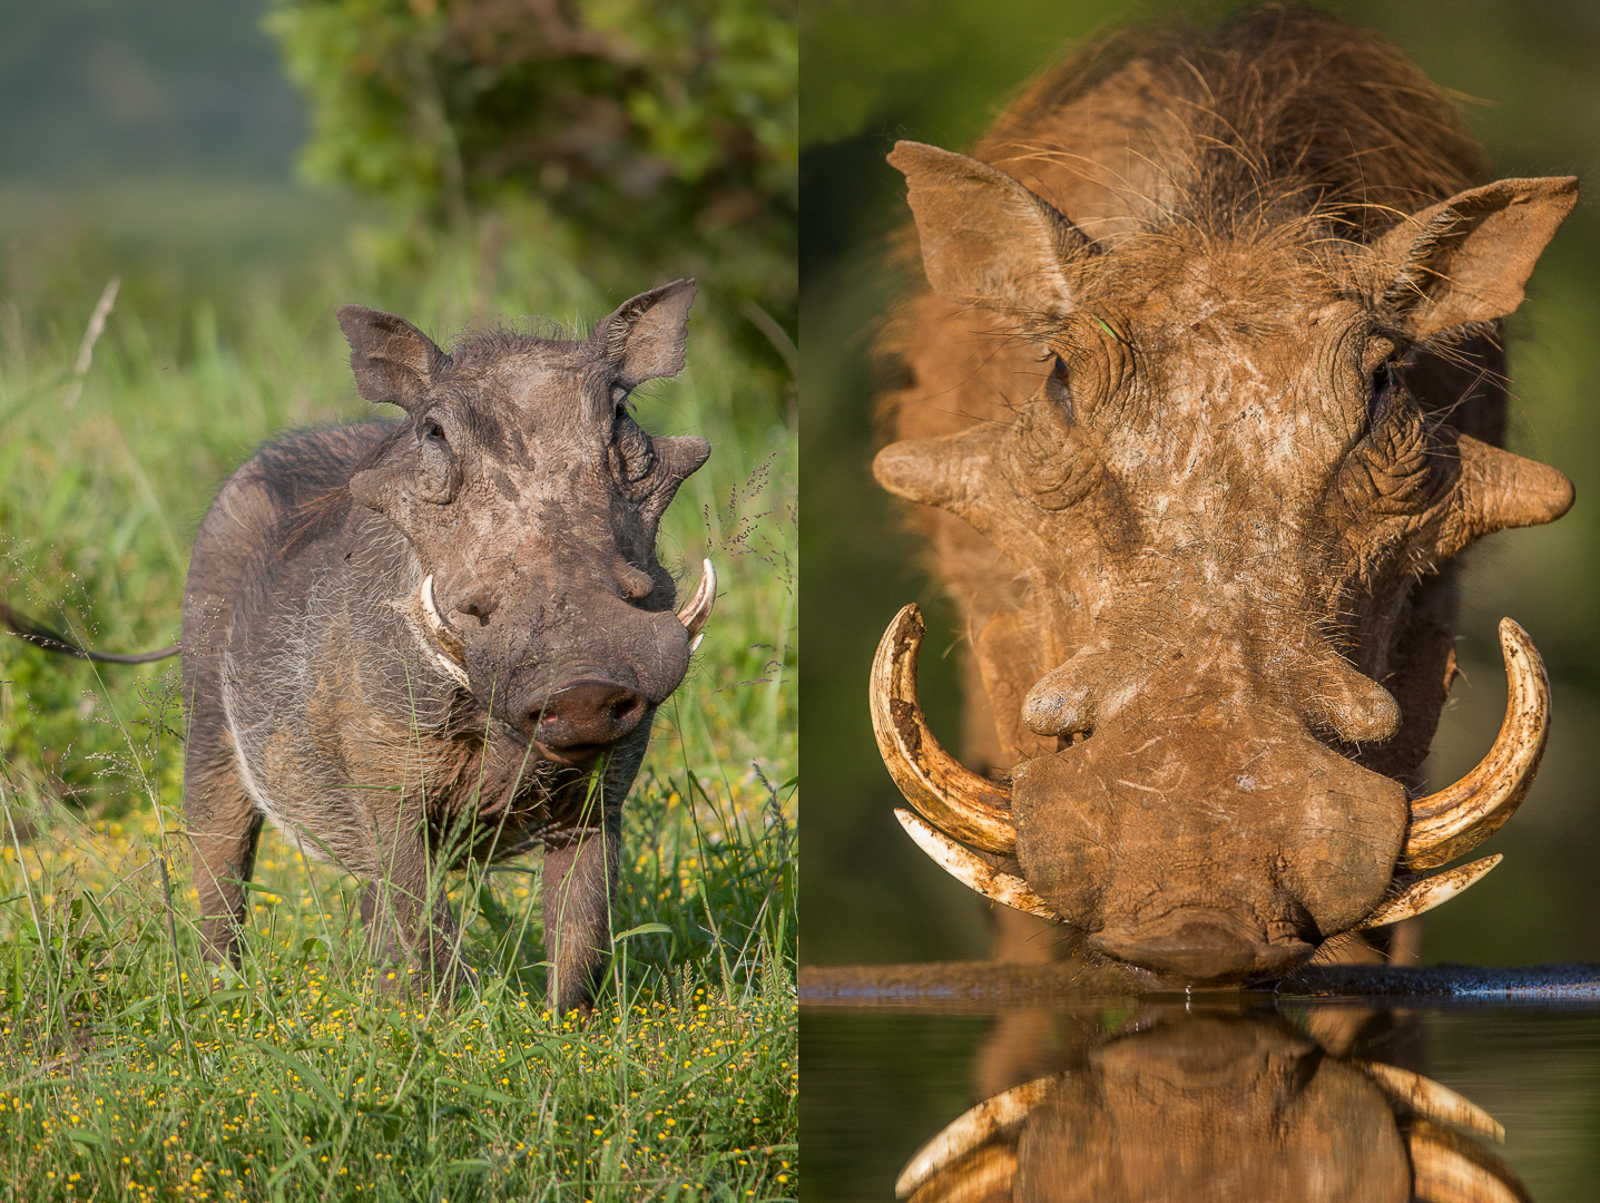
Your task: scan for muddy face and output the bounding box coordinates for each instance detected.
[869,17,1575,985]
[339,282,710,765]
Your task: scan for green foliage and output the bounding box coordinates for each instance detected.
[265,0,797,317]
[0,777,797,1200]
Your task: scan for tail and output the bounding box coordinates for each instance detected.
[0,602,180,664]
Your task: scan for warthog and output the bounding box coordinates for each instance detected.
[871,9,1575,983]
[6,281,713,1011]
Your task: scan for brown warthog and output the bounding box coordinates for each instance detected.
[871,9,1575,984]
[176,281,709,1011]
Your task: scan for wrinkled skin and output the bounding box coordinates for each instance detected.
[896,1006,1524,1203]
[183,280,708,1011]
[875,11,1576,982]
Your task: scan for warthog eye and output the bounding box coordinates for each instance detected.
[1370,362,1394,403]
[423,418,447,445]
[1042,355,1074,422]
[611,385,632,412]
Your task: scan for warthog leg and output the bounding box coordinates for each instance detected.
[359,877,465,990]
[541,807,622,1014]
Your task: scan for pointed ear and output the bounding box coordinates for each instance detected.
[888,141,1092,317]
[594,279,697,388]
[1373,177,1578,338]
[337,306,450,412]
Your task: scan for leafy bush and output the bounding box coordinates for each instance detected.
[266,0,797,318]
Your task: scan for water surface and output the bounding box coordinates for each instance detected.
[804,991,1600,1201]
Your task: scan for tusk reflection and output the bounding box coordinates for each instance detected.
[894,1003,1526,1203]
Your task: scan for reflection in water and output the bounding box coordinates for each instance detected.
[896,1005,1529,1202]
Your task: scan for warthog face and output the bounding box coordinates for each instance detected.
[183,280,712,1010]
[339,282,711,760]
[870,14,1575,984]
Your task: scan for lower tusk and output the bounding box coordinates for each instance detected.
[896,1076,1049,1198]
[894,809,1057,921]
[1355,1061,1503,1141]
[1407,1120,1528,1203]
[1404,619,1550,870]
[872,605,1018,855]
[1356,855,1501,930]
[419,575,470,686]
[676,558,716,652]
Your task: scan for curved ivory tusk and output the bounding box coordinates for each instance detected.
[872,604,1018,854]
[1408,1120,1529,1203]
[894,809,1058,921]
[1355,1061,1504,1141]
[1356,855,1501,930]
[1404,619,1550,871]
[676,558,716,652]
[896,1076,1049,1198]
[419,574,470,687]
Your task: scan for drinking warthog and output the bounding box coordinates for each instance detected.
[871,9,1575,983]
[6,280,713,1011]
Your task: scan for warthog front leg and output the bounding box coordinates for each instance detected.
[359,877,465,990]
[359,797,471,992]
[541,806,622,1014]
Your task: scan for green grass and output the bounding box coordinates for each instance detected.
[0,186,797,1200]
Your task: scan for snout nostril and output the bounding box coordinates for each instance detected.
[525,679,648,752]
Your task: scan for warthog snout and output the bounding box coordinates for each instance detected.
[528,679,650,761]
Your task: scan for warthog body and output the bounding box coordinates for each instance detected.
[183,281,711,1010]
[872,10,1575,982]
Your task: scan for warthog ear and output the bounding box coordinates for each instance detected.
[1373,177,1578,338]
[888,141,1093,318]
[595,279,697,389]
[337,306,450,412]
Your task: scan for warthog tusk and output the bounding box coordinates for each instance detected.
[1404,618,1550,871]
[1357,855,1501,930]
[1407,1119,1528,1203]
[872,604,1018,854]
[1355,1061,1504,1141]
[418,574,470,686]
[894,809,1057,921]
[676,558,715,652]
[895,1076,1049,1198]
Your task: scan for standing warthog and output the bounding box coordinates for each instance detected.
[113,279,709,1012]
[871,9,1576,983]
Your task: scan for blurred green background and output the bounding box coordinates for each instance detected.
[801,0,1600,968]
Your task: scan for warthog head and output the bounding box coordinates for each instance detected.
[338,280,712,764]
[870,15,1576,985]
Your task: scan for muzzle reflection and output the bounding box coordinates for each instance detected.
[897,1003,1529,1203]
